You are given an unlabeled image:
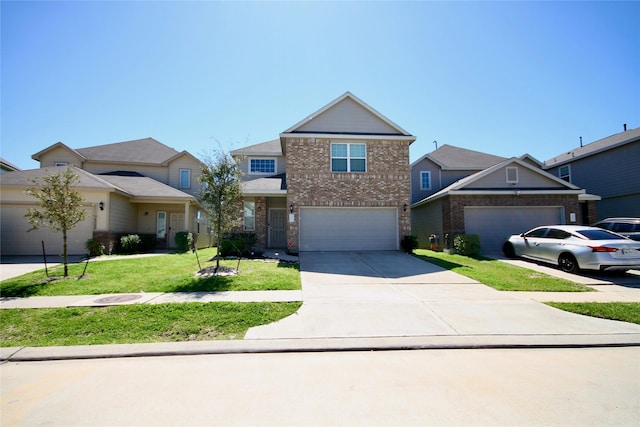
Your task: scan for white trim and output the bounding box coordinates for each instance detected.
[506,166,519,183]
[248,157,277,175]
[179,168,191,188]
[330,142,367,173]
[280,132,416,142]
[282,91,414,137]
[420,171,431,190]
[559,164,572,183]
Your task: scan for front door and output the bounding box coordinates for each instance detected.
[269,209,287,248]
[169,213,185,248]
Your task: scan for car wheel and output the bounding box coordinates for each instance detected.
[502,242,516,258]
[558,253,579,273]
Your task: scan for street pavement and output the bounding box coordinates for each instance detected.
[3,347,639,426]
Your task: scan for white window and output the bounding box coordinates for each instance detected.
[55,162,68,167]
[250,158,276,174]
[331,143,366,172]
[506,167,519,183]
[179,169,191,188]
[244,201,255,231]
[559,165,571,183]
[420,171,431,190]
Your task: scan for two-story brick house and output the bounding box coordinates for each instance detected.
[0,138,207,255]
[232,92,416,253]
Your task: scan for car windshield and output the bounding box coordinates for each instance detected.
[576,229,627,240]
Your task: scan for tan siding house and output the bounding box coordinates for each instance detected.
[1,138,207,255]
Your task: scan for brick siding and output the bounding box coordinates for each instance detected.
[284,137,412,251]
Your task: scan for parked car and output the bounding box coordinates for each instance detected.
[591,218,640,241]
[502,225,640,273]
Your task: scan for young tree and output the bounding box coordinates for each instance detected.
[25,167,87,277]
[198,150,243,271]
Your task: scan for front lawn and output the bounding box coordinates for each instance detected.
[0,248,301,297]
[545,302,640,325]
[414,249,592,292]
[0,302,302,346]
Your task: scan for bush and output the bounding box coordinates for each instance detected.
[175,232,193,253]
[85,239,105,257]
[401,235,419,253]
[219,232,259,257]
[120,234,142,254]
[453,234,481,257]
[139,234,158,252]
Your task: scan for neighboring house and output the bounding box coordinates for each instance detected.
[231,92,416,252]
[411,156,599,252]
[0,138,207,256]
[410,144,506,204]
[0,158,21,173]
[543,126,640,220]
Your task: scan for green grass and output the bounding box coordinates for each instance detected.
[0,302,302,347]
[545,302,640,325]
[414,249,592,292]
[0,248,301,297]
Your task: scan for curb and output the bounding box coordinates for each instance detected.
[3,334,640,362]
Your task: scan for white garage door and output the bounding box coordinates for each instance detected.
[464,206,564,253]
[300,208,398,251]
[1,205,94,256]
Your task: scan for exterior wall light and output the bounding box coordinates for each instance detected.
[289,204,294,213]
[99,201,104,211]
[403,203,408,212]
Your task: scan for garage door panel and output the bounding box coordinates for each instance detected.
[465,207,563,253]
[1,206,94,255]
[300,208,397,251]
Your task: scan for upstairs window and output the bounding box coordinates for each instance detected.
[179,169,191,188]
[55,162,68,167]
[420,171,431,190]
[250,158,276,174]
[506,167,519,184]
[559,165,571,183]
[331,143,366,173]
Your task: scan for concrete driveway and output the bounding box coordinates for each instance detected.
[245,251,640,339]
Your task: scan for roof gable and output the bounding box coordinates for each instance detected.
[282,92,414,137]
[0,166,114,190]
[413,158,582,207]
[32,142,85,163]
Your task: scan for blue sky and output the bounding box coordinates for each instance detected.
[2,1,639,170]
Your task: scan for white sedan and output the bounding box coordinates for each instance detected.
[502,225,640,273]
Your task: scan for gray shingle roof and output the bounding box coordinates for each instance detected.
[423,144,506,169]
[231,139,282,156]
[98,175,193,199]
[76,138,181,164]
[0,166,114,189]
[544,127,640,167]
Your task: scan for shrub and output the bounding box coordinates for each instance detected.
[453,234,481,257]
[120,234,142,254]
[175,232,193,253]
[401,235,419,253]
[139,234,158,252]
[85,239,105,257]
[219,232,258,257]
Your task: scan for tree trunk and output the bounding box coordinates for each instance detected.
[62,229,68,277]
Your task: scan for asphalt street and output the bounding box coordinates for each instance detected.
[2,347,639,426]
